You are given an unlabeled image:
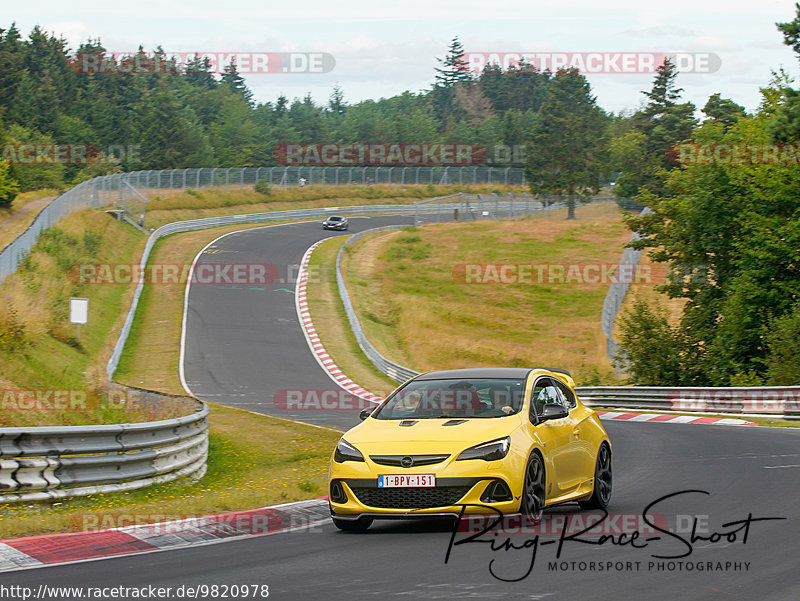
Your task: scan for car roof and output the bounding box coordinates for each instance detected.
[415,367,572,380]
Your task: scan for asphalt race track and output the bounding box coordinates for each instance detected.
[4,215,800,600]
[181,214,416,431]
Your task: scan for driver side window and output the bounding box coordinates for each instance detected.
[530,378,560,421]
[553,379,577,410]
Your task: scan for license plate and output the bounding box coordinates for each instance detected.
[378,474,435,488]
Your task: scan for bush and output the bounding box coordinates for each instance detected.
[254,179,272,196]
[614,299,687,385]
[0,160,20,209]
[764,304,800,385]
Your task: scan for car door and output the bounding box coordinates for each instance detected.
[529,377,574,496]
[552,379,592,491]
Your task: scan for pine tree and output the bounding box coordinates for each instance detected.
[612,58,695,199]
[185,54,217,89]
[0,24,25,113]
[0,158,20,208]
[525,68,608,218]
[434,37,472,87]
[221,60,254,107]
[328,85,346,115]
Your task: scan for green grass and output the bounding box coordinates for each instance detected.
[0,402,341,540]
[305,236,399,395]
[0,211,146,425]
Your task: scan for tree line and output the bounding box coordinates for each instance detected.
[0,33,551,205]
[2,6,800,386]
[615,5,800,386]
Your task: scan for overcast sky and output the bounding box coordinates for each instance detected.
[9,0,800,114]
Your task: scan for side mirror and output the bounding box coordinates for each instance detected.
[540,402,568,421]
[360,407,376,421]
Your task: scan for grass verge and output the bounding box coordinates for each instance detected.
[140,184,527,229]
[305,236,399,396]
[0,401,340,540]
[0,210,146,426]
[0,189,60,251]
[337,201,627,385]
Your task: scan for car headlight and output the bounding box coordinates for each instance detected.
[334,438,365,463]
[456,436,511,461]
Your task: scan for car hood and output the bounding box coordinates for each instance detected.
[343,415,521,453]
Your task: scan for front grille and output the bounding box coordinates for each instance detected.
[369,454,449,467]
[350,486,470,509]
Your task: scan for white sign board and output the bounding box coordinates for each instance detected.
[69,298,89,325]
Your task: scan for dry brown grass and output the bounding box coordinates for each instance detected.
[0,189,60,250]
[340,201,630,384]
[615,251,686,330]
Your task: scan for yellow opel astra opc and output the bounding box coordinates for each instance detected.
[328,367,612,531]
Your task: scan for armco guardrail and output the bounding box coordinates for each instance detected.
[336,225,419,383]
[600,207,653,363]
[0,384,209,504]
[107,194,542,379]
[332,220,799,419]
[575,386,800,419]
[333,195,558,384]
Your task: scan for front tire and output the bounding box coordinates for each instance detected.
[579,443,612,509]
[521,452,546,523]
[332,516,373,532]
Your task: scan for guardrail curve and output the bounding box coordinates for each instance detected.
[332,222,799,420]
[0,384,208,504]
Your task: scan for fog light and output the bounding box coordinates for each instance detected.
[330,480,348,504]
[480,479,513,503]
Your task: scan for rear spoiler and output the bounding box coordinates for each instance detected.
[539,367,576,389]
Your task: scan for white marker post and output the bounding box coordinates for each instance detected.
[69,297,89,344]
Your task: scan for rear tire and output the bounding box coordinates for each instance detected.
[332,517,373,532]
[579,443,612,510]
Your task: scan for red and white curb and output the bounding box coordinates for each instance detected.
[295,239,383,405]
[295,242,762,427]
[594,410,757,426]
[0,498,331,573]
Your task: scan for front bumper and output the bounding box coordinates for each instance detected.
[329,454,525,519]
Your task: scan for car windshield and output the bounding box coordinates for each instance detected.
[373,378,525,420]
[328,216,342,221]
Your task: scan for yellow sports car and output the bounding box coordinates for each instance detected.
[328,367,612,531]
